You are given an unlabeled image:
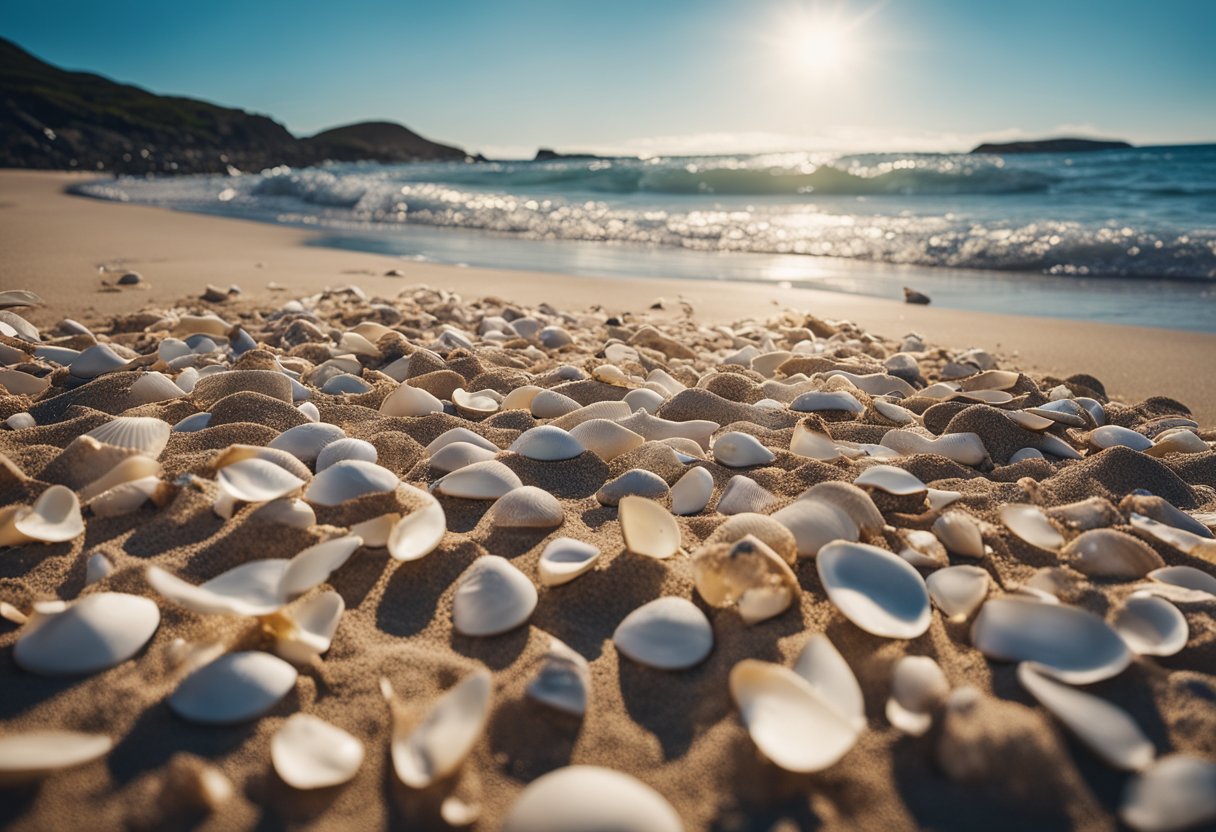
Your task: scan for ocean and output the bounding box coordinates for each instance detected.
[76,144,1216,331]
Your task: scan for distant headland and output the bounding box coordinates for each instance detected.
[969,137,1133,155]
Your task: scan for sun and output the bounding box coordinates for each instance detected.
[771,5,870,79]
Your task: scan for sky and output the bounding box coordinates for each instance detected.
[5,0,1215,157]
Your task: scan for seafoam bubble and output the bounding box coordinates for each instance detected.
[613,597,713,670]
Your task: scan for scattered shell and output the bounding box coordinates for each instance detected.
[273,590,345,664]
[0,369,49,396]
[615,409,718,450]
[425,427,498,456]
[1063,529,1164,579]
[214,458,305,518]
[596,468,669,506]
[624,387,665,412]
[1149,566,1216,600]
[0,485,84,546]
[692,535,798,624]
[880,430,987,466]
[818,541,931,638]
[14,592,160,676]
[898,528,949,569]
[527,637,590,716]
[716,475,777,515]
[613,597,713,670]
[501,766,682,832]
[927,488,964,511]
[487,485,564,528]
[271,714,364,790]
[791,390,864,414]
[712,431,776,468]
[792,635,865,730]
[619,495,681,559]
[385,669,492,788]
[5,412,36,430]
[304,460,398,506]
[854,465,928,496]
[248,498,317,529]
[1089,425,1153,452]
[315,438,378,472]
[169,651,298,724]
[269,422,345,465]
[1000,503,1065,551]
[0,731,113,785]
[430,441,497,473]
[86,416,171,458]
[1130,513,1216,558]
[537,537,600,587]
[926,565,990,620]
[789,421,852,460]
[887,656,950,736]
[567,419,644,462]
[1113,594,1188,657]
[85,552,115,585]
[531,389,581,419]
[129,371,185,406]
[70,344,128,379]
[435,460,523,499]
[380,382,444,417]
[387,489,446,561]
[1120,755,1216,832]
[1145,429,1208,457]
[509,426,585,461]
[932,512,986,559]
[452,556,537,636]
[771,483,882,558]
[452,387,501,415]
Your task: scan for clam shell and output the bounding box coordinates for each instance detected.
[873,398,918,426]
[315,438,378,472]
[247,498,317,529]
[1089,425,1153,452]
[79,455,161,502]
[85,552,115,585]
[86,416,171,458]
[1131,513,1216,558]
[568,418,645,462]
[854,464,927,496]
[435,460,523,499]
[537,537,600,586]
[613,597,713,670]
[1123,494,1214,539]
[272,713,364,789]
[999,503,1064,551]
[818,541,931,639]
[1148,566,1216,600]
[531,389,581,419]
[791,390,864,414]
[487,485,564,529]
[215,458,305,517]
[716,475,777,515]
[770,483,883,559]
[1113,594,1188,657]
[6,412,36,430]
[129,371,185,406]
[453,556,537,636]
[1009,447,1045,463]
[550,400,632,430]
[792,635,866,731]
[501,384,543,411]
[926,565,990,620]
[692,535,797,625]
[1063,529,1164,578]
[430,441,498,473]
[269,422,346,465]
[596,468,669,506]
[425,427,499,455]
[1018,663,1153,772]
[70,344,128,378]
[452,387,501,415]
[169,651,298,724]
[615,410,718,450]
[706,513,798,565]
[1007,410,1055,431]
[971,597,1131,684]
[386,669,492,788]
[670,466,714,515]
[14,592,159,676]
[619,495,681,559]
[509,426,584,461]
[898,528,949,569]
[624,387,665,413]
[1120,755,1216,832]
[927,488,963,511]
[0,484,84,545]
[932,512,986,558]
[886,656,949,736]
[0,731,112,785]
[712,431,776,468]
[501,766,682,832]
[790,422,851,461]
[880,430,987,466]
[1145,429,1208,457]
[0,369,49,396]
[527,637,590,716]
[304,460,398,506]
[380,382,444,417]
[321,373,372,395]
[387,489,446,561]
[87,476,163,518]
[274,590,345,664]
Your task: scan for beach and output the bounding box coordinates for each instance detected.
[1,169,1215,832]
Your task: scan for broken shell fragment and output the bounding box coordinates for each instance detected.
[1000,503,1065,551]
[526,637,590,717]
[854,465,928,497]
[0,731,113,786]
[926,565,990,621]
[887,655,949,736]
[1113,594,1188,657]
[692,535,798,625]
[271,713,364,790]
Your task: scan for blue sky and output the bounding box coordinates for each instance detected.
[5,0,1214,156]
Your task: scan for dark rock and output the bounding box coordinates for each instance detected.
[970,137,1132,155]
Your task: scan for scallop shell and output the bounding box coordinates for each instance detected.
[1017,663,1153,772]
[272,713,364,789]
[169,651,298,724]
[886,655,950,736]
[932,512,986,558]
[818,541,931,639]
[1063,529,1164,578]
[1120,754,1216,832]
[880,430,987,466]
[0,485,84,546]
[926,565,990,620]
[0,731,113,785]
[501,766,682,832]
[670,466,714,515]
[425,427,498,456]
[692,535,797,625]
[14,592,159,676]
[380,382,444,417]
[435,460,523,499]
[86,416,171,458]
[530,389,581,418]
[509,426,585,461]
[430,441,498,473]
[854,465,928,496]
[386,669,492,788]
[452,556,537,636]
[716,476,777,516]
[304,460,398,506]
[971,597,1131,684]
[1088,425,1153,452]
[791,390,865,414]
[538,537,601,587]
[1113,594,1188,657]
[567,418,644,462]
[487,485,564,529]
[129,371,185,406]
[619,495,681,559]
[596,468,669,506]
[269,422,346,465]
[712,431,776,468]
[387,489,446,562]
[1000,503,1065,551]
[527,637,590,716]
[315,438,378,472]
[613,597,713,670]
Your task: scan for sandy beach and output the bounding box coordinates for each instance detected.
[1,169,1215,832]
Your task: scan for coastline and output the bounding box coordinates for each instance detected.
[4,169,1215,423]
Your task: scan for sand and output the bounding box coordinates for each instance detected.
[0,171,1215,831]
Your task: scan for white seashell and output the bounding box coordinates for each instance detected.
[926,565,989,620]
[1148,566,1216,599]
[531,389,581,419]
[501,384,544,411]
[613,597,713,670]
[568,418,644,462]
[435,460,522,499]
[1007,410,1056,432]
[619,495,681,559]
[425,427,498,455]
[85,552,115,585]
[379,382,443,417]
[1089,425,1153,452]
[615,410,719,450]
[692,535,797,625]
[247,498,316,530]
[0,485,84,546]
[1009,447,1045,463]
[596,468,669,506]
[623,388,665,412]
[716,475,777,515]
[538,325,573,348]
[385,669,492,788]
[14,592,159,676]
[315,438,378,472]
[670,466,714,515]
[269,422,345,465]
[509,426,585,461]
[592,364,631,387]
[792,635,865,731]
[854,465,927,496]
[527,637,590,716]
[1145,428,1208,457]
[898,528,949,569]
[1036,433,1084,460]
[452,387,501,415]
[1124,494,1214,539]
[818,541,931,639]
[926,488,963,511]
[886,656,949,736]
[129,371,185,406]
[6,412,36,430]
[880,430,987,466]
[1018,663,1153,772]
[549,400,633,431]
[452,556,537,636]
[172,412,212,432]
[70,344,128,378]
[971,597,1131,684]
[487,485,564,528]
[501,766,682,832]
[214,458,305,518]
[170,651,298,724]
[791,390,865,414]
[712,431,776,468]
[537,537,600,587]
[1120,754,1216,832]
[1130,513,1216,559]
[873,398,918,426]
[0,730,113,785]
[1000,503,1064,551]
[1063,529,1164,578]
[770,483,882,558]
[86,416,171,458]
[86,476,162,518]
[932,512,986,558]
[0,369,50,396]
[274,590,345,664]
[1113,594,1188,657]
[272,713,364,790]
[304,460,398,506]
[430,441,497,473]
[790,422,850,460]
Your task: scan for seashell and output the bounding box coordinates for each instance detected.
[425,427,498,456]
[818,541,931,638]
[0,485,84,546]
[705,513,798,565]
[959,369,1019,391]
[1000,503,1064,551]
[304,460,398,506]
[880,430,987,466]
[350,512,395,547]
[273,590,345,664]
[315,437,378,472]
[730,658,862,772]
[387,487,446,561]
[592,364,632,387]
[886,656,950,736]
[926,565,990,620]
[613,597,713,670]
[1047,495,1121,532]
[213,445,313,481]
[661,436,707,461]
[430,441,498,473]
[6,412,36,430]
[384,668,491,788]
[452,387,501,415]
[539,325,573,348]
[770,483,882,559]
[790,421,852,461]
[487,485,564,529]
[1148,566,1216,600]
[14,592,159,676]
[932,512,986,558]
[615,409,719,450]
[692,535,798,624]
[971,597,1131,684]
[172,313,231,337]
[214,458,305,518]
[927,488,963,511]
[1007,410,1056,432]
[712,431,776,468]
[531,389,581,419]
[87,476,163,518]
[854,464,927,496]
[873,398,919,426]
[824,370,916,398]
[1130,513,1216,559]
[85,552,115,585]
[1122,493,1214,539]
[1113,594,1188,657]
[0,730,113,785]
[1145,428,1208,457]
[70,344,128,379]
[619,495,681,559]
[527,637,590,716]
[170,651,298,724]
[272,713,364,789]
[550,401,633,430]
[1088,425,1152,452]
[596,468,669,506]
[452,556,537,636]
[268,422,346,465]
[501,384,544,411]
[1009,447,1045,463]
[791,635,865,730]
[247,498,316,529]
[501,766,682,832]
[538,537,600,587]
[0,369,50,396]
[380,382,443,417]
[791,390,865,414]
[670,466,714,516]
[172,412,212,432]
[1120,754,1216,832]
[86,416,171,458]
[623,388,665,413]
[0,288,42,309]
[1063,529,1164,578]
[568,418,644,462]
[128,371,184,406]
[898,528,949,569]
[435,459,522,499]
[509,426,585,461]
[1026,399,1087,427]
[716,475,777,515]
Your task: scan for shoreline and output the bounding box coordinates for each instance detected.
[3,169,1215,422]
